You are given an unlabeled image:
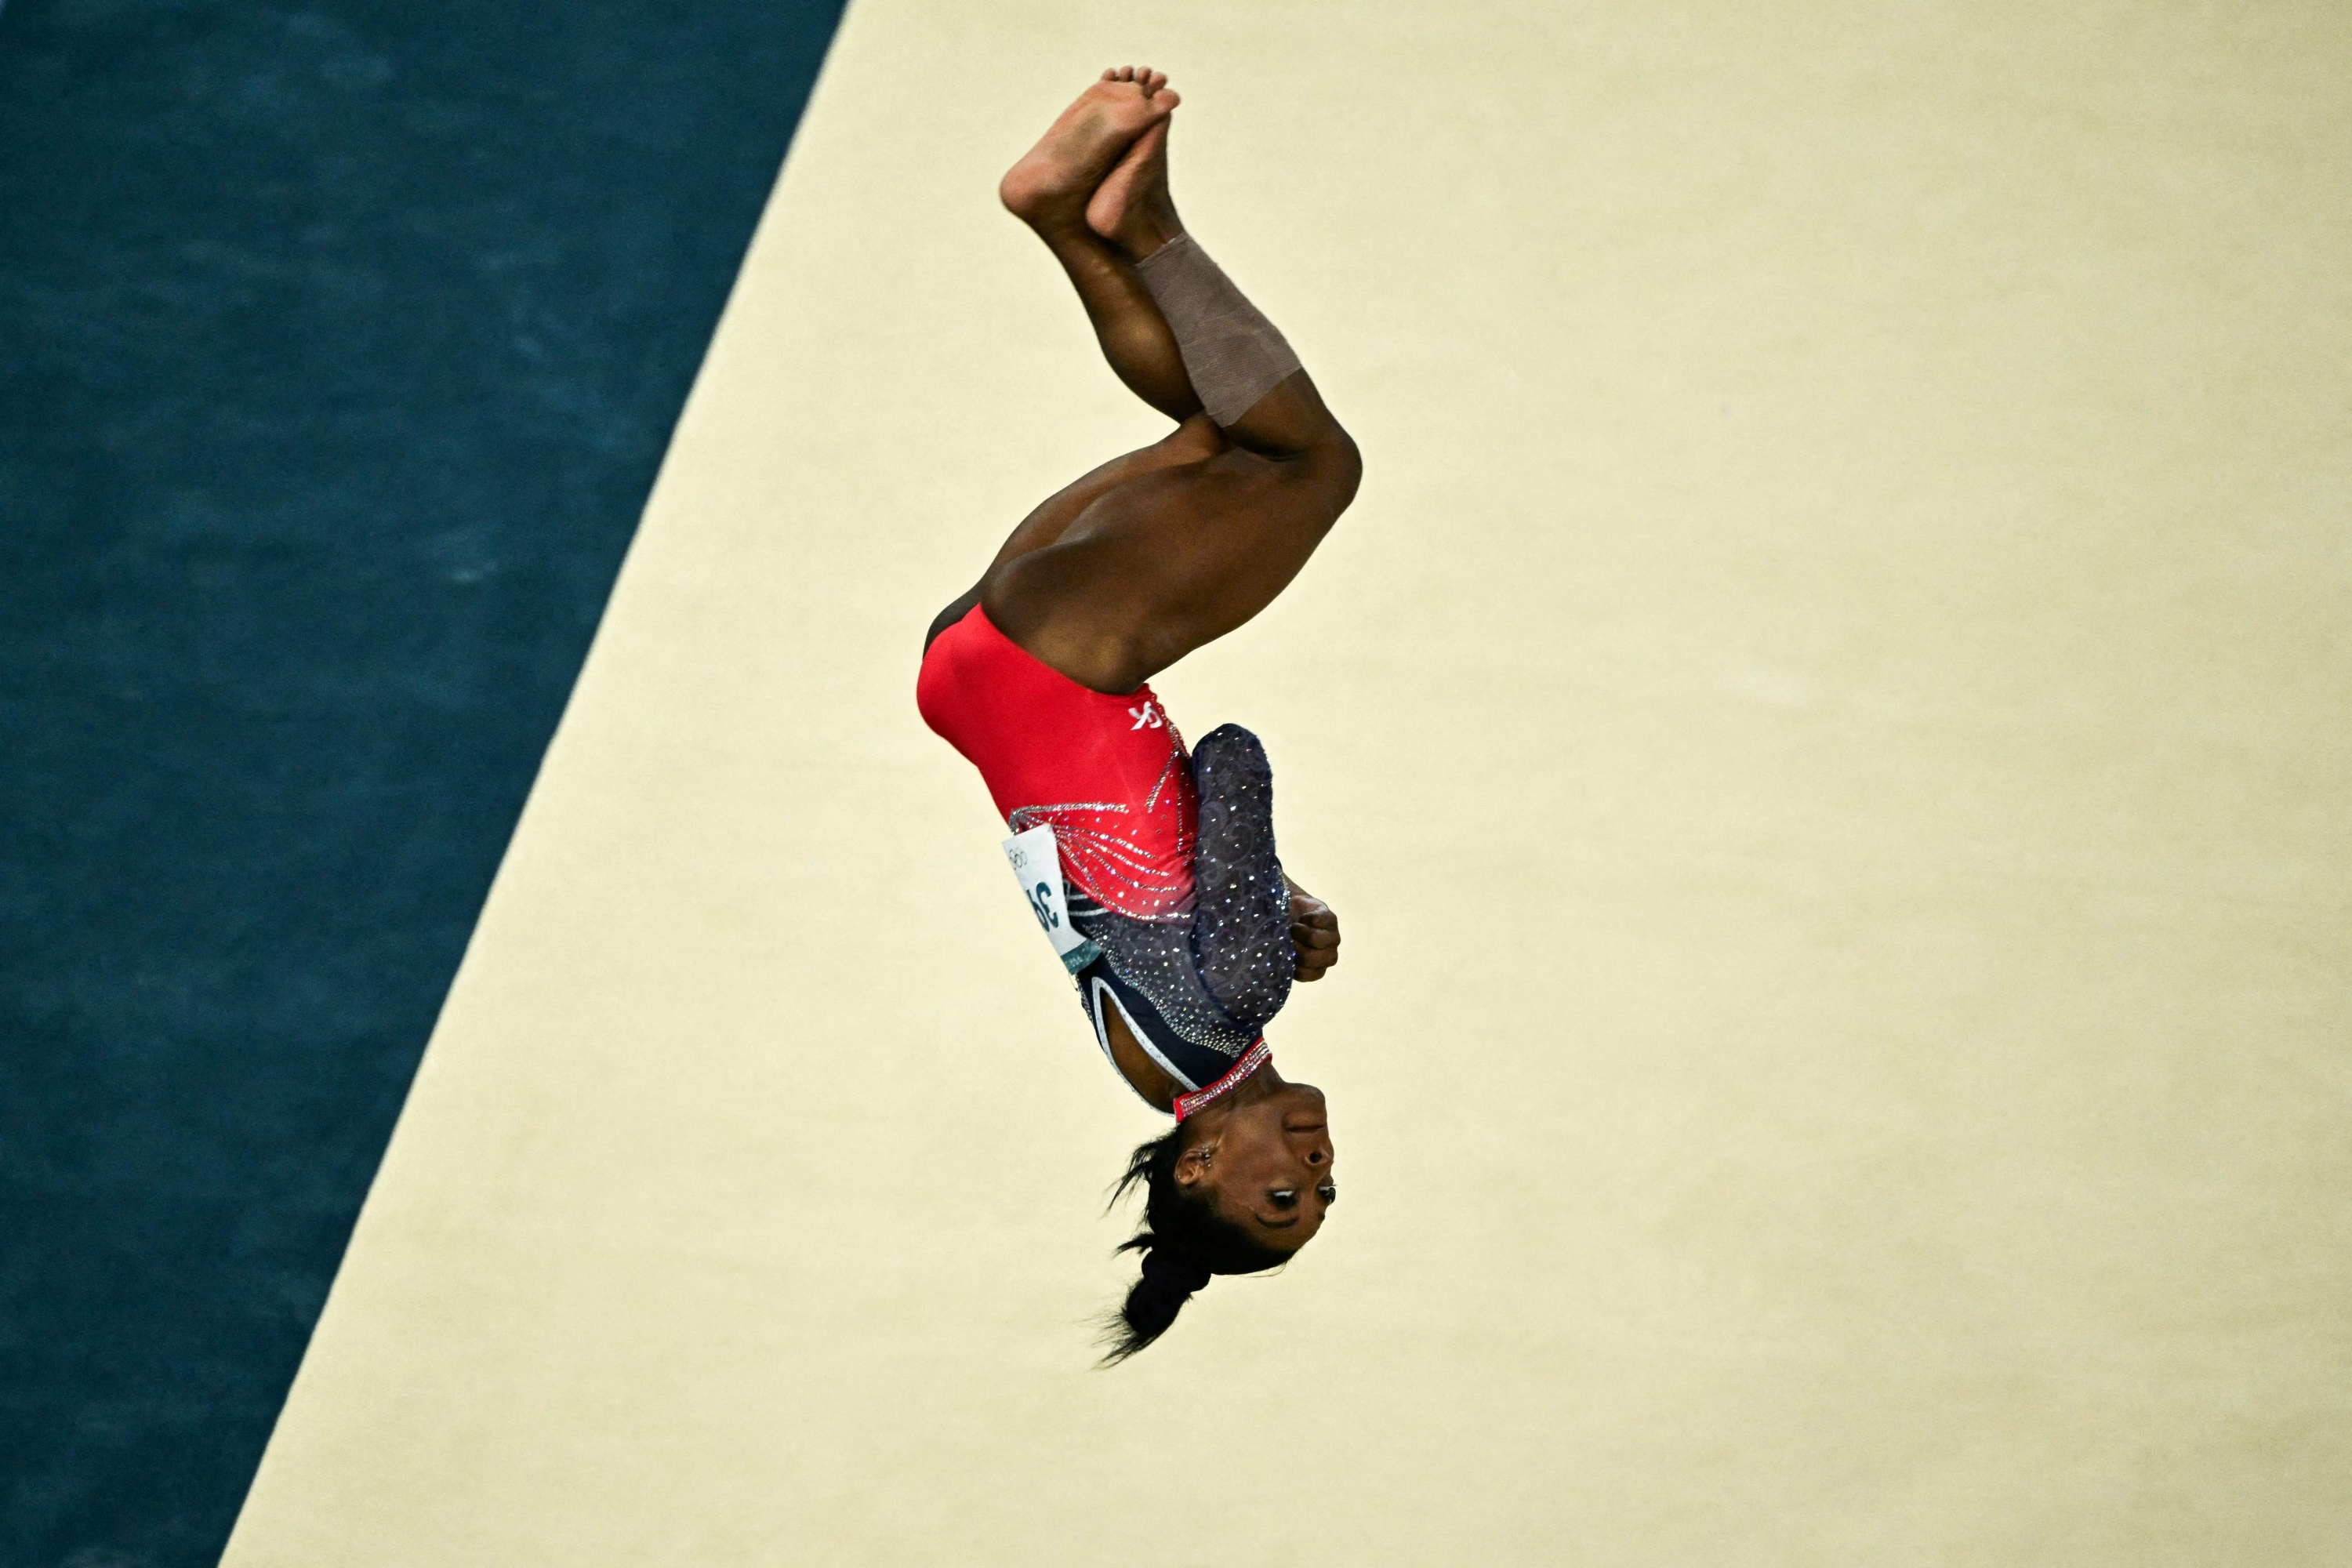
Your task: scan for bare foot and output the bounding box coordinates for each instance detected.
[1086,117,1184,260]
[1000,67,1181,233]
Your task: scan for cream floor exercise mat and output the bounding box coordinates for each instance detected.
[227,3,2351,1563]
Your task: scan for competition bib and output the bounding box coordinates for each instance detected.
[1003,823,1099,975]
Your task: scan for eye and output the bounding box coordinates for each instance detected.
[1268,1188,1299,1210]
[1316,1183,1337,1204]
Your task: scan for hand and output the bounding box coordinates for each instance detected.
[1287,880,1341,984]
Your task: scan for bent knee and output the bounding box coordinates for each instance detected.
[1303,426,1363,510]
[1325,427,1363,484]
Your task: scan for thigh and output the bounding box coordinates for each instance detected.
[986,434,1359,691]
[992,416,1225,574]
[927,417,1224,653]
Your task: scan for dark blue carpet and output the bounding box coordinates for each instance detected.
[0,1,845,1561]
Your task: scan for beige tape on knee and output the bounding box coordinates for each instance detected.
[1135,233,1303,428]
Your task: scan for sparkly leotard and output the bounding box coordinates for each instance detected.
[918,604,1294,1097]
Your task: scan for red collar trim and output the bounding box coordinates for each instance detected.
[1173,1040,1272,1122]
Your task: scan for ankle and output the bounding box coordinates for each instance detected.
[1027,212,1096,246]
[1000,170,1089,235]
[1116,209,1186,263]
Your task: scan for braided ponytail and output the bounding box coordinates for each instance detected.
[1098,1124,1287,1363]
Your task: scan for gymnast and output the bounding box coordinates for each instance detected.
[917,68,1361,1360]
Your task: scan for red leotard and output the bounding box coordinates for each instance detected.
[916,604,1199,924]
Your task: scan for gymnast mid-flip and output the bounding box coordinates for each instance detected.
[918,68,1361,1360]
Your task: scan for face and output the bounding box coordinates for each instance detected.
[1177,1082,1336,1252]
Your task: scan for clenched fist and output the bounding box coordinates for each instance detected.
[1287,881,1341,983]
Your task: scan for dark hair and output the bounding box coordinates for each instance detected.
[1098,1123,1288,1364]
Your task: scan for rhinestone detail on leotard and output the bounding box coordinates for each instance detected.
[1006,721,1195,923]
[1174,1041,1273,1121]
